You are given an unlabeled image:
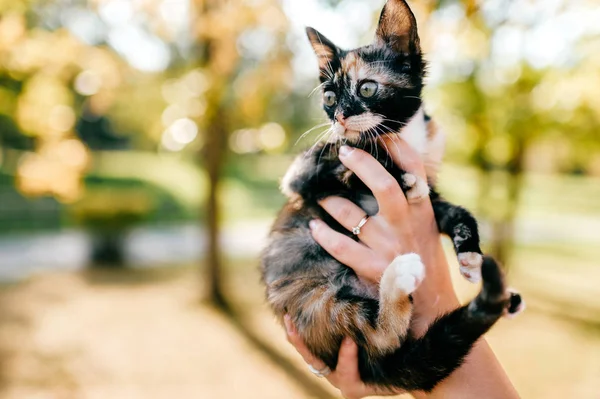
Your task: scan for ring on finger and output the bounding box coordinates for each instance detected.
[351,215,370,236]
[308,364,331,378]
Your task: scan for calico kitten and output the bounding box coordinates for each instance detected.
[261,0,523,392]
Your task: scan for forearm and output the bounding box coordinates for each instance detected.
[410,240,520,399]
[411,340,519,399]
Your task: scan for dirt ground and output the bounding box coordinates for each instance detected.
[0,265,599,399]
[0,268,311,399]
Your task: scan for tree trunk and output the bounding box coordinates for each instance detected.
[204,106,229,309]
[192,0,231,309]
[489,138,526,267]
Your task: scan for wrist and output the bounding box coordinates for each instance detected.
[411,286,459,336]
[410,242,459,335]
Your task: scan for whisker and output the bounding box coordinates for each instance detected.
[317,133,333,166]
[373,113,409,128]
[295,123,332,146]
[383,132,402,159]
[304,127,332,159]
[367,128,379,162]
[375,125,392,167]
[308,82,327,98]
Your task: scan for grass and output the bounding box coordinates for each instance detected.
[437,164,600,217]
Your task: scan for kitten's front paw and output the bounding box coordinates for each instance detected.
[381,253,425,301]
[403,174,430,203]
[458,252,483,283]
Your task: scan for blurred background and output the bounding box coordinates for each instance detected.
[0,0,599,398]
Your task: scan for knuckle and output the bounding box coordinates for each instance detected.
[337,203,354,222]
[376,177,400,197]
[389,239,405,256]
[329,239,347,256]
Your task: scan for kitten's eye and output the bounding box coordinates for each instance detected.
[359,81,378,98]
[401,63,411,73]
[323,91,337,107]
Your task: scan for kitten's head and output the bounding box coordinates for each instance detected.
[307,0,425,143]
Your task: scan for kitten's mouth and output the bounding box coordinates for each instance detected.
[332,114,385,143]
[332,123,375,143]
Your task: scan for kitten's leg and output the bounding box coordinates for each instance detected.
[401,173,430,203]
[370,253,425,354]
[370,256,523,392]
[431,194,483,283]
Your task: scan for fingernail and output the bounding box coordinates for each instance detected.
[284,315,294,334]
[343,337,353,346]
[309,219,319,230]
[339,145,353,157]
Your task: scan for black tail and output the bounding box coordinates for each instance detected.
[361,256,512,392]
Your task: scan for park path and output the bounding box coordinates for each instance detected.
[0,270,312,399]
[0,264,599,399]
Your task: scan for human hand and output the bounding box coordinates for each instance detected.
[285,137,518,399]
[309,137,459,324]
[284,315,405,399]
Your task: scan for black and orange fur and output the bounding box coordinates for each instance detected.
[261,0,522,392]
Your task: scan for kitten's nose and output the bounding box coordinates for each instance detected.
[336,114,346,126]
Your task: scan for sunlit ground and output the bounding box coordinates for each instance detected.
[1,235,599,399]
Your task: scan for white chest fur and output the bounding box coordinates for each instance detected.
[398,107,428,156]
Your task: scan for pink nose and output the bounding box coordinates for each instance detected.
[336,114,346,126]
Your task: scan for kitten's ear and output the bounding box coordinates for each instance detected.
[375,0,421,55]
[306,27,340,73]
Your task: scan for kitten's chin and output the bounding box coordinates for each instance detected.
[343,130,361,142]
[332,124,361,143]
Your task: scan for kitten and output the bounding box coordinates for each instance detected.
[261,0,523,392]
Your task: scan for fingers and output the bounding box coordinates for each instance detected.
[285,323,405,399]
[327,338,362,399]
[284,315,327,370]
[379,136,432,215]
[310,219,385,282]
[379,136,426,180]
[338,146,407,221]
[333,338,361,383]
[317,197,401,261]
[317,197,392,254]
[318,197,371,234]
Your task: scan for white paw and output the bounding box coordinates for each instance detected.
[458,252,483,283]
[403,174,430,203]
[402,173,417,187]
[381,253,425,300]
[504,288,526,319]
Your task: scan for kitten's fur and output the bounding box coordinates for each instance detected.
[261,0,523,392]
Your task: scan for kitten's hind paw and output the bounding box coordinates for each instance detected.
[403,174,430,203]
[504,289,526,319]
[381,253,425,301]
[458,252,483,283]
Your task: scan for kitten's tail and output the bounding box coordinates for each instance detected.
[370,256,522,392]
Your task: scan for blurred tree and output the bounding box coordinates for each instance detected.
[190,0,292,307]
[428,0,600,264]
[0,2,125,202]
